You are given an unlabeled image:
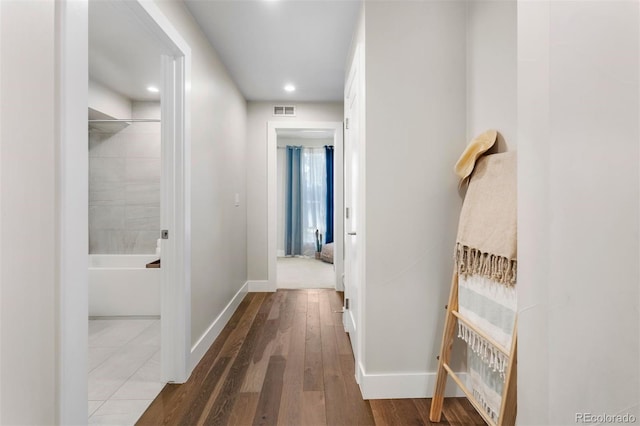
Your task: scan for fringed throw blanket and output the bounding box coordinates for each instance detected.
[456,152,517,285]
[454,151,517,422]
[458,274,517,423]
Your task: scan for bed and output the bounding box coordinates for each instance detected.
[320,242,334,264]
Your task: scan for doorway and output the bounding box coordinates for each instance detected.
[267,122,344,292]
[58,0,191,423]
[276,129,336,289]
[86,1,188,422]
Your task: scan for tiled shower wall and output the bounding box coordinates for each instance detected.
[89,102,161,254]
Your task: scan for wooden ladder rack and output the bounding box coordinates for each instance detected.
[429,271,517,426]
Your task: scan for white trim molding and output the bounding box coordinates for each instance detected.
[358,363,467,399]
[55,1,89,423]
[125,0,192,385]
[247,280,277,292]
[190,282,248,370]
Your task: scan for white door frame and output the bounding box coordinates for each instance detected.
[343,44,366,384]
[267,121,344,292]
[56,1,191,423]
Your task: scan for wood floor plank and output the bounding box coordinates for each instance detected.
[303,294,323,392]
[296,290,308,313]
[303,351,323,393]
[267,290,286,321]
[135,384,182,426]
[202,293,277,425]
[278,291,297,333]
[320,324,350,426]
[458,398,487,425]
[442,398,467,425]
[443,398,487,425]
[307,290,319,303]
[305,298,322,354]
[271,292,295,357]
[318,291,334,327]
[391,398,426,426]
[271,326,291,357]
[178,355,232,425]
[412,399,440,425]
[301,391,327,426]
[241,316,279,392]
[339,354,375,425]
[276,310,306,426]
[327,290,344,326]
[184,294,267,425]
[137,293,257,426]
[334,324,352,356]
[219,293,267,359]
[137,290,487,426]
[252,355,286,426]
[370,400,397,426]
[228,392,260,426]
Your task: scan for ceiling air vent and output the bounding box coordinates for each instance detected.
[273,105,296,117]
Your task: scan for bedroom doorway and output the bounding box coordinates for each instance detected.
[277,129,335,289]
[267,122,344,291]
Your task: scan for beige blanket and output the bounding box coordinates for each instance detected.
[455,152,517,285]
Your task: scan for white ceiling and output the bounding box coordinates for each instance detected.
[89,0,165,102]
[184,0,361,102]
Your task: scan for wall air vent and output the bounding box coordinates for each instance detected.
[273,105,296,117]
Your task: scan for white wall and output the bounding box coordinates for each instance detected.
[154,1,248,347]
[466,0,517,152]
[89,101,162,254]
[362,0,467,381]
[89,79,132,119]
[0,1,57,423]
[518,1,640,423]
[350,0,519,398]
[276,137,334,255]
[246,102,343,280]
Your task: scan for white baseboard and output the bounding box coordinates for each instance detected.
[358,363,467,399]
[190,281,248,371]
[247,280,277,292]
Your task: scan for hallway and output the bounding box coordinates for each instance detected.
[137,290,485,425]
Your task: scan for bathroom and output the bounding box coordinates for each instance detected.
[87,0,167,422]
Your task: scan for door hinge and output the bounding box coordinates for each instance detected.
[345,118,350,130]
[345,298,350,310]
[346,207,350,219]
[161,229,169,239]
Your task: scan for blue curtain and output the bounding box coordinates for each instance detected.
[285,146,303,255]
[324,145,334,244]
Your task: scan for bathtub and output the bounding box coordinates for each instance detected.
[89,254,161,317]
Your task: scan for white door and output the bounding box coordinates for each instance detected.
[344,50,361,362]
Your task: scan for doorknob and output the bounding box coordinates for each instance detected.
[347,232,357,236]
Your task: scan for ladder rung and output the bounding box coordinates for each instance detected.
[451,310,510,357]
[443,362,498,426]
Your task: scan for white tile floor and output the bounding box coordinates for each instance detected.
[88,319,163,425]
[277,256,335,289]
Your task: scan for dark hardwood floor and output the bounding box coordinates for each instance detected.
[137,289,486,426]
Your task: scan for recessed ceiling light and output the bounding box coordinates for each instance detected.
[302,130,326,133]
[284,84,296,92]
[147,86,159,93]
